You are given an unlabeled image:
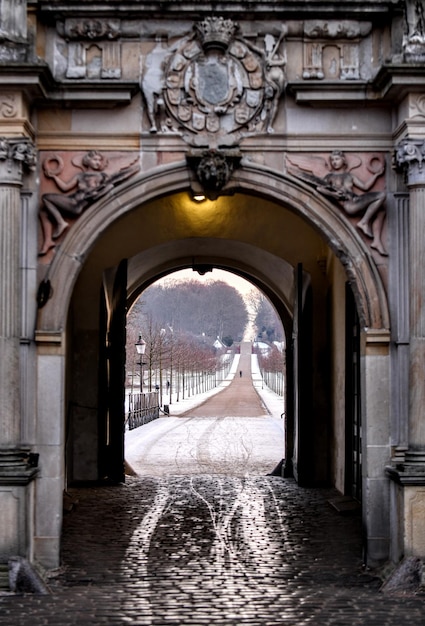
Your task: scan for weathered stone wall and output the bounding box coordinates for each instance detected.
[1,0,425,569]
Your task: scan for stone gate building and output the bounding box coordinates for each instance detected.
[1,0,425,571]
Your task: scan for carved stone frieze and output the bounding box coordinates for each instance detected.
[141,17,287,146]
[59,19,121,41]
[286,151,387,256]
[304,20,372,40]
[302,20,370,81]
[0,137,36,184]
[395,139,425,186]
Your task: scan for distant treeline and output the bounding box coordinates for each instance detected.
[130,279,249,345]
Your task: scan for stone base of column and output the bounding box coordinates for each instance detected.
[0,448,38,561]
[0,448,39,484]
[387,453,425,559]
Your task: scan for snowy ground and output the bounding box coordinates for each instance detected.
[125,354,285,477]
[162,353,285,419]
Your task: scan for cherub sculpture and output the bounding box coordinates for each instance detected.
[39,150,139,255]
[286,150,387,256]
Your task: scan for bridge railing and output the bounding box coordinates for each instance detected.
[126,391,160,430]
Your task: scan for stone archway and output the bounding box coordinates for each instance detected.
[34,161,390,569]
[37,160,388,332]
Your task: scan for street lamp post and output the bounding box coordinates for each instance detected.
[135,335,146,393]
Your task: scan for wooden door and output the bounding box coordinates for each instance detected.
[292,264,313,485]
[345,283,362,501]
[98,259,128,483]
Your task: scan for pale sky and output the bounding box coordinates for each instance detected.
[154,268,289,343]
[156,269,260,340]
[156,268,259,298]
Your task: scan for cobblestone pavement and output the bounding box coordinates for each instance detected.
[1,475,425,625]
[2,345,425,623]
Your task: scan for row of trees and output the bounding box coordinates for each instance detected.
[134,279,249,344]
[256,343,286,397]
[249,292,284,344]
[126,276,286,407]
[126,278,245,407]
[126,321,232,406]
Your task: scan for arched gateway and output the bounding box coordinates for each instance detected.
[33,160,390,570]
[1,0,424,576]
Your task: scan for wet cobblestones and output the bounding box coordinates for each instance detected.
[1,475,425,624]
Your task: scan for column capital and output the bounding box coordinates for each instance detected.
[0,136,36,185]
[395,139,425,187]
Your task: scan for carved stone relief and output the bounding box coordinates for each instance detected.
[38,151,139,258]
[57,19,122,79]
[0,0,27,42]
[59,19,121,41]
[0,0,28,62]
[304,20,372,40]
[395,138,425,186]
[65,41,121,79]
[0,136,35,184]
[186,148,241,199]
[286,151,387,256]
[303,42,361,80]
[141,17,287,146]
[409,94,425,117]
[0,94,17,118]
[302,21,371,81]
[403,0,425,62]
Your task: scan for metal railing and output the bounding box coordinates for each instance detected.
[126,391,160,430]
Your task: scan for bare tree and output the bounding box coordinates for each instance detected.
[140,279,248,342]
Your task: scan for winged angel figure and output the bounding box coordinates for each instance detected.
[286,151,387,256]
[39,151,140,256]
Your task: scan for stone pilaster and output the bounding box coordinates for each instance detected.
[0,137,37,562]
[388,139,425,558]
[395,139,425,454]
[0,137,35,447]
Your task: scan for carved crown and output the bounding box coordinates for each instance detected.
[195,17,239,50]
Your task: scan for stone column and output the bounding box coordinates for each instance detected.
[0,137,34,444]
[0,137,38,561]
[390,139,425,558]
[395,139,425,454]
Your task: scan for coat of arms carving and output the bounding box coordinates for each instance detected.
[141,17,286,146]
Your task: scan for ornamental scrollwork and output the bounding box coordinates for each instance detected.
[0,94,17,118]
[0,137,36,183]
[395,139,425,185]
[409,94,425,118]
